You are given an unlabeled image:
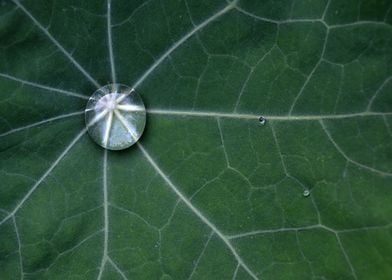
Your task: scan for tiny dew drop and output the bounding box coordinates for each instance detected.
[85,84,146,150]
[303,190,310,197]
[258,116,266,125]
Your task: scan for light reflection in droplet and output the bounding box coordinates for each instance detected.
[258,116,266,125]
[85,84,146,150]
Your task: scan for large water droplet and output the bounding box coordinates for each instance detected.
[303,190,310,197]
[85,84,146,150]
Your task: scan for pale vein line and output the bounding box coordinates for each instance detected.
[233,67,252,112]
[234,4,391,30]
[234,7,330,27]
[12,0,101,88]
[233,6,279,24]
[322,0,331,20]
[0,111,84,138]
[320,120,392,177]
[13,216,24,280]
[147,109,392,121]
[114,110,138,139]
[227,223,392,239]
[217,118,230,166]
[107,257,128,280]
[270,124,288,174]
[0,129,87,226]
[383,115,392,137]
[103,112,113,146]
[329,21,392,29]
[0,110,109,227]
[228,225,322,239]
[43,230,104,272]
[232,263,240,280]
[228,223,392,239]
[233,47,274,112]
[288,28,329,115]
[107,0,116,84]
[131,1,237,89]
[111,0,153,27]
[188,231,214,280]
[0,73,89,100]
[116,104,145,112]
[335,233,358,280]
[110,204,157,230]
[97,149,109,280]
[271,124,320,220]
[137,142,259,280]
[366,76,392,111]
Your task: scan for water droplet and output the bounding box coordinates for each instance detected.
[258,116,266,125]
[303,190,310,197]
[85,84,146,150]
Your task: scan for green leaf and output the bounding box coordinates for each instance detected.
[1,0,391,279]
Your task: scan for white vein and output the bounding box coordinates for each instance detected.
[97,149,109,280]
[383,115,392,137]
[12,0,101,88]
[111,0,153,27]
[113,110,138,140]
[103,111,113,146]
[270,124,288,174]
[228,222,392,239]
[322,0,331,20]
[228,222,360,279]
[188,231,214,280]
[131,1,237,89]
[0,110,109,227]
[110,204,157,231]
[107,0,116,84]
[0,73,88,100]
[42,230,104,273]
[228,224,322,239]
[147,108,392,121]
[116,104,145,112]
[233,4,284,24]
[232,263,240,280]
[366,76,392,111]
[0,128,87,226]
[233,72,253,112]
[233,1,391,30]
[13,216,24,280]
[0,111,84,138]
[320,120,392,177]
[329,21,392,29]
[288,28,330,115]
[217,118,230,166]
[137,142,259,280]
[233,48,273,112]
[335,232,358,279]
[107,257,128,280]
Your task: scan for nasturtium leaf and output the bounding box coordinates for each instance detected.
[0,0,391,279]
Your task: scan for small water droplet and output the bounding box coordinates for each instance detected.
[258,116,266,125]
[303,190,310,197]
[85,84,146,150]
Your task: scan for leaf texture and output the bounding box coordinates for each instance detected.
[0,0,391,279]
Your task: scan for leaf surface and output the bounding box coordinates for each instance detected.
[0,0,391,279]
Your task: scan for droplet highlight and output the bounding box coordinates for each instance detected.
[258,116,266,125]
[303,190,310,197]
[85,84,146,150]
